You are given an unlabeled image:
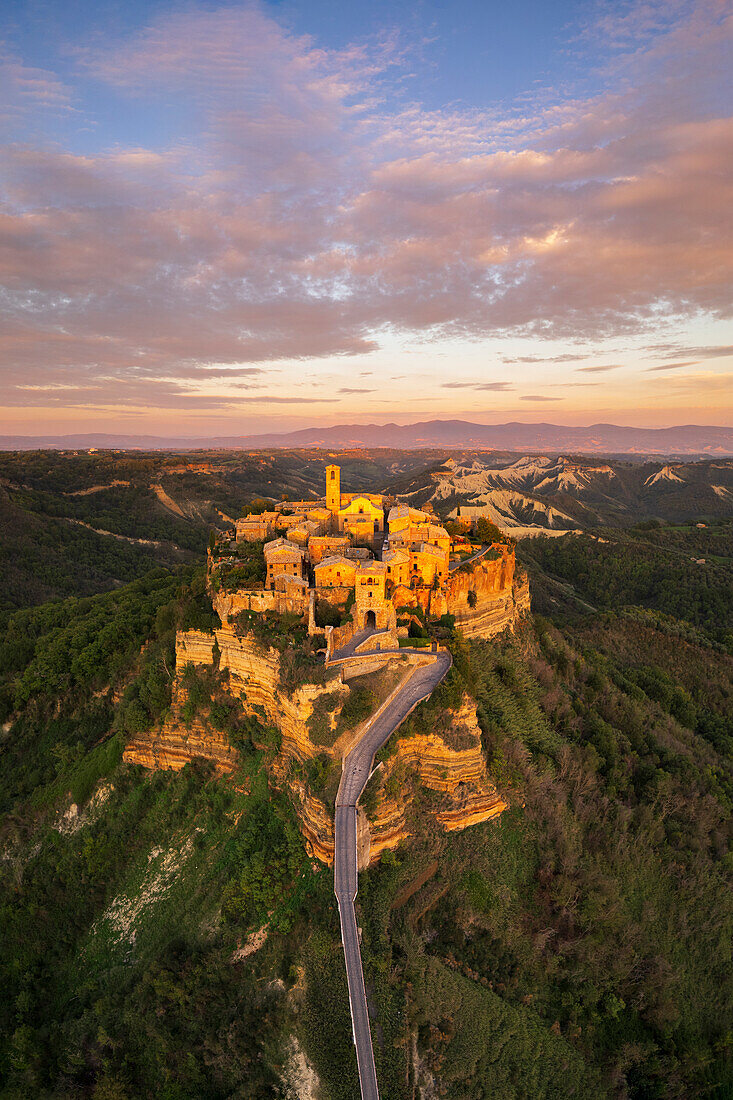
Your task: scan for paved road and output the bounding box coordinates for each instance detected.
[449,543,489,572]
[334,646,452,1100]
[334,627,379,659]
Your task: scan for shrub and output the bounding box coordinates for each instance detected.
[279,641,328,695]
[338,686,376,731]
[315,600,346,629]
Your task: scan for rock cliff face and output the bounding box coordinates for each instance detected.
[447,549,530,638]
[123,677,239,774]
[361,696,507,862]
[392,545,529,641]
[124,628,344,771]
[125,629,349,860]
[124,631,508,866]
[212,628,348,766]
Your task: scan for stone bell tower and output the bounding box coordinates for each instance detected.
[326,464,341,515]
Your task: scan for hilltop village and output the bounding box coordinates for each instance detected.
[208,462,526,643]
[124,461,530,864]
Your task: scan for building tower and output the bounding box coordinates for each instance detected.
[326,464,341,515]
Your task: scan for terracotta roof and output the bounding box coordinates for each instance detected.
[388,504,431,523]
[264,536,298,554]
[414,542,446,559]
[266,548,304,564]
[264,538,304,563]
[314,555,356,571]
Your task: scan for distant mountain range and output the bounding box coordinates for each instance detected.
[2,420,733,455]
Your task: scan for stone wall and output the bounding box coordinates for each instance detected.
[212,587,308,625]
[313,584,353,607]
[325,616,357,658]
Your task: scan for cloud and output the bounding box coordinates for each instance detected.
[0,1,731,416]
[520,394,563,401]
[441,381,513,390]
[645,360,698,372]
[644,343,733,359]
[576,364,623,373]
[0,44,75,127]
[225,394,341,403]
[338,387,376,393]
[503,353,588,363]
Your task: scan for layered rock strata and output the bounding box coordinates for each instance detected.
[125,631,507,866]
[391,544,530,640]
[361,695,507,861]
[123,678,239,775]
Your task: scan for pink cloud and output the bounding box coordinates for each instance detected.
[0,1,731,415]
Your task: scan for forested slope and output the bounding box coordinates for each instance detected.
[0,503,731,1096]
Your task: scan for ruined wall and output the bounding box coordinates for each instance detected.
[325,616,357,658]
[313,584,353,608]
[212,587,308,625]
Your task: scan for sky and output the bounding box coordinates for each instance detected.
[1,0,732,437]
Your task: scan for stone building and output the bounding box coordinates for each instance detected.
[408,542,448,586]
[288,519,323,547]
[213,459,527,646]
[354,560,393,630]
[236,512,278,541]
[307,535,350,565]
[264,538,306,590]
[313,555,358,588]
[389,522,450,557]
[383,548,410,588]
[337,495,384,541]
[387,504,433,533]
[306,507,332,527]
[326,463,341,515]
[235,462,385,549]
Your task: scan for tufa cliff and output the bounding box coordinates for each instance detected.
[124,629,509,865]
[357,695,507,864]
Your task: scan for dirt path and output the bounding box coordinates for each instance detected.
[63,518,189,555]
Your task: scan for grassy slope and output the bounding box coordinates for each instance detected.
[0,491,185,615]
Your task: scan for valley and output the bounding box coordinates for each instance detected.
[0,448,732,1099]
